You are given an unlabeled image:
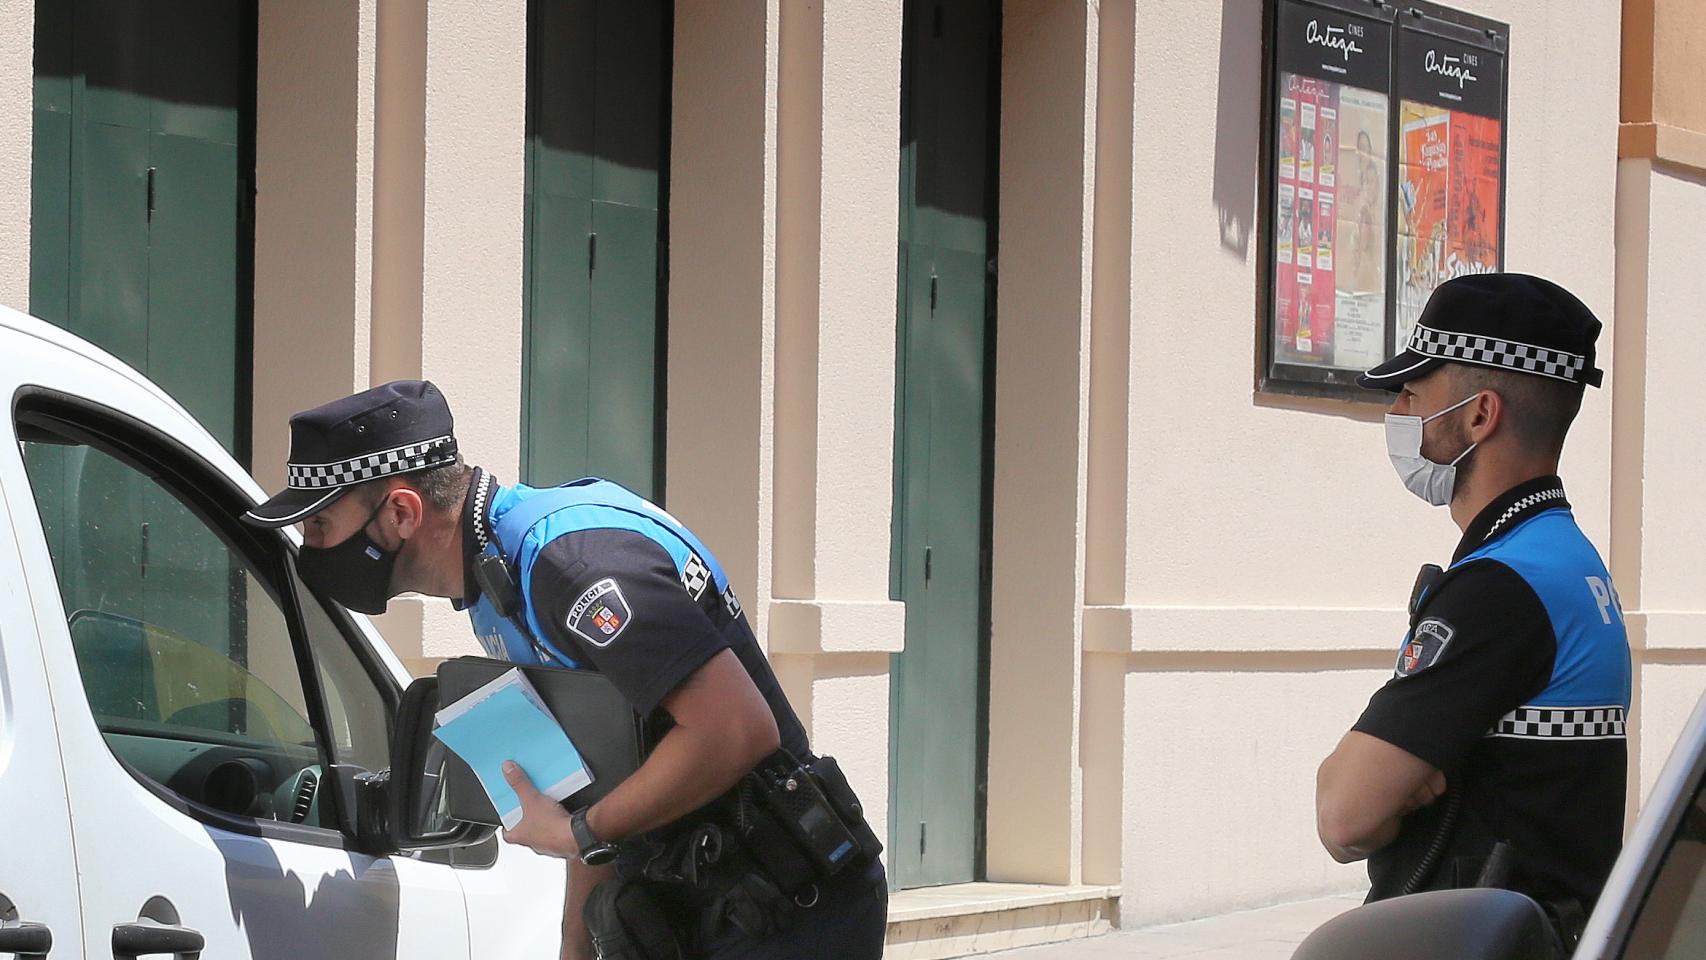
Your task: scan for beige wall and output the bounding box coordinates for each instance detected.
[0,0,30,308]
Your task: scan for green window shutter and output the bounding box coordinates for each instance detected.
[889,0,999,891]
[523,0,670,500]
[31,0,251,457]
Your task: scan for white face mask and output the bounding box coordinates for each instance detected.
[1385,392,1481,507]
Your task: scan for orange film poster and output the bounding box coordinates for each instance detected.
[1395,100,1501,343]
[1273,73,1388,370]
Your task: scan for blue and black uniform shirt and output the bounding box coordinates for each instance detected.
[457,470,810,760]
[1354,476,1631,912]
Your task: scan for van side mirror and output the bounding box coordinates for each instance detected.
[1292,888,1563,960]
[374,676,496,853]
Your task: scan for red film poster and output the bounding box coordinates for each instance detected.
[1395,100,1501,344]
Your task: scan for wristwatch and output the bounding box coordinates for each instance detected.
[570,807,619,866]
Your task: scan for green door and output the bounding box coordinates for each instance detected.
[29,0,254,671]
[890,0,999,890]
[523,0,670,499]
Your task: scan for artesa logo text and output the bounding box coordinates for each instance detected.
[1424,49,1478,88]
[1305,20,1364,60]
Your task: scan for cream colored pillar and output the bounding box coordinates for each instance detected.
[666,0,779,639]
[1613,159,1706,809]
[985,0,1099,885]
[370,0,527,669]
[768,0,905,862]
[252,0,378,485]
[1080,0,1136,890]
[0,0,31,306]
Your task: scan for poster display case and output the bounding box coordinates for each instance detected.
[1260,0,1508,400]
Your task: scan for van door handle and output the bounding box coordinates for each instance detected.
[112,919,203,959]
[0,919,52,957]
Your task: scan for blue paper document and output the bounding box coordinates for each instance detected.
[431,668,593,829]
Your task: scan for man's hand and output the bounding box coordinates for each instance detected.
[1316,731,1444,863]
[1400,768,1449,816]
[500,760,580,860]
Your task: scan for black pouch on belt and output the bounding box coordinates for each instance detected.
[584,877,687,960]
[806,755,884,864]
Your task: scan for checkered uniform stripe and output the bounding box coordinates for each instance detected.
[1489,705,1626,740]
[287,436,457,490]
[681,553,711,600]
[1407,324,1589,383]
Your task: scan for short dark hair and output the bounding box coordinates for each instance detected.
[356,454,473,516]
[1448,364,1585,456]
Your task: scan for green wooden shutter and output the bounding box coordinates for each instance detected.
[523,0,670,499]
[29,0,254,671]
[31,0,251,457]
[889,0,999,890]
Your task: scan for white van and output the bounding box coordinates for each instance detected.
[0,308,564,959]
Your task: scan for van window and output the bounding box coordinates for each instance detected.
[21,438,338,829]
[1623,777,1706,958]
[295,573,391,774]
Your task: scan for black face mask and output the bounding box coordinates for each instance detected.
[297,498,405,615]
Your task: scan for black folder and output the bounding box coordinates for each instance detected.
[436,656,645,827]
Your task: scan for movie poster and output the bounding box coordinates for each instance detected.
[1394,102,1502,345]
[1269,0,1392,379]
[1273,73,1389,370]
[1331,85,1390,370]
[1393,24,1505,347]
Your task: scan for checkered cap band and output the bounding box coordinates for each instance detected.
[1489,705,1626,740]
[287,436,457,490]
[1407,324,1590,384]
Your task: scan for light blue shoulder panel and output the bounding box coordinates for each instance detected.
[1456,509,1631,709]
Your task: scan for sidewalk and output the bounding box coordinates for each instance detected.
[985,894,1365,960]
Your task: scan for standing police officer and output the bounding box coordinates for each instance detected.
[243,381,887,960]
[1314,274,1630,945]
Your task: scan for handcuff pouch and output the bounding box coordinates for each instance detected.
[584,876,688,960]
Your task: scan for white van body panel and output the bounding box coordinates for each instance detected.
[0,305,561,956]
[0,473,85,959]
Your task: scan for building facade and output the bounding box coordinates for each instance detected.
[0,0,1700,954]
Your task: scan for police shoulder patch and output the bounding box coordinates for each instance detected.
[567,578,633,648]
[1396,618,1455,677]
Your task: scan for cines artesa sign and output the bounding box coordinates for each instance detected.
[1397,21,1504,118]
[1278,0,1390,91]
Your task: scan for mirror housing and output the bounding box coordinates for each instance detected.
[1292,889,1563,960]
[378,675,497,852]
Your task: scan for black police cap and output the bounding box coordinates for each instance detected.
[1359,273,1605,392]
[243,379,459,527]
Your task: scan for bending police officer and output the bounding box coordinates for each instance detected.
[1314,274,1630,946]
[243,381,888,960]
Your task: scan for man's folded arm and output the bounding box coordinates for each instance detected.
[1316,731,1444,863]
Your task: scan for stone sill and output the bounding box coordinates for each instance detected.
[888,882,1119,923]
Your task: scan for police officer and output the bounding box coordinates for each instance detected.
[1314,274,1630,943]
[243,381,887,960]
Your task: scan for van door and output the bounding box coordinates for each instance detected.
[0,481,84,959]
[0,386,475,960]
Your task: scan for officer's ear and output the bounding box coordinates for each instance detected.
[1465,389,1504,444]
[380,483,427,541]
